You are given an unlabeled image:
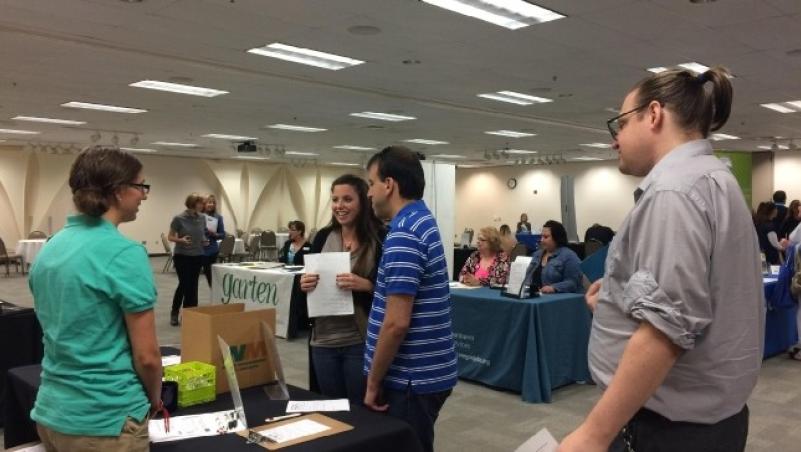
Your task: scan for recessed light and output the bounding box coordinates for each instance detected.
[430,154,466,159]
[677,62,710,73]
[61,101,147,114]
[350,112,416,121]
[120,147,157,153]
[129,80,228,97]
[485,130,536,138]
[235,156,270,160]
[786,101,801,109]
[329,162,361,167]
[647,67,669,74]
[152,141,198,147]
[267,124,327,132]
[478,91,553,105]
[333,145,376,151]
[760,103,799,113]
[12,116,86,125]
[422,0,565,30]
[758,144,789,150]
[404,139,449,145]
[0,128,40,135]
[503,149,537,154]
[247,43,365,70]
[580,143,613,148]
[710,133,740,141]
[284,151,319,157]
[572,157,603,161]
[202,133,259,140]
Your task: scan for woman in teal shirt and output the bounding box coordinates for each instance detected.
[29,146,162,451]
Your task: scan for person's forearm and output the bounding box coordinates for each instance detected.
[133,352,163,407]
[767,231,781,250]
[577,322,681,444]
[367,320,408,389]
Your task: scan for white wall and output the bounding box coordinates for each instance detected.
[422,161,456,276]
[456,161,641,239]
[774,152,801,203]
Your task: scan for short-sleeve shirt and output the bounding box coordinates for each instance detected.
[29,215,157,436]
[170,210,206,256]
[364,200,457,394]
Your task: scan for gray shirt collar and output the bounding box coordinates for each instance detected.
[634,139,713,203]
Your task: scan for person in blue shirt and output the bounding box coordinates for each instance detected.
[523,220,583,294]
[364,146,457,452]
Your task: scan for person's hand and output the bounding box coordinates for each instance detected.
[586,280,602,313]
[149,399,164,417]
[300,273,319,293]
[557,427,609,452]
[540,285,556,294]
[780,238,789,250]
[462,274,480,286]
[336,273,372,292]
[208,227,216,236]
[363,383,388,412]
[181,236,192,245]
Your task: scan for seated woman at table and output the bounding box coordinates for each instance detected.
[516,213,532,233]
[459,226,511,287]
[278,220,311,265]
[29,146,161,451]
[523,220,582,294]
[201,194,226,287]
[298,174,386,405]
[499,224,518,255]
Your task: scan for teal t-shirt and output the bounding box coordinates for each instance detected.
[29,215,157,436]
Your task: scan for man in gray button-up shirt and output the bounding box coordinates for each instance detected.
[559,67,763,452]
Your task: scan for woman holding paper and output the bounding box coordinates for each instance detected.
[29,146,162,451]
[201,194,226,287]
[459,226,511,287]
[299,174,386,404]
[523,220,583,294]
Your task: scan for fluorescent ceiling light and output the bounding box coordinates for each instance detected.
[152,141,198,147]
[677,62,710,74]
[120,147,157,153]
[268,124,327,132]
[572,157,603,161]
[247,43,364,70]
[285,151,319,157]
[457,164,486,168]
[431,154,467,159]
[485,130,535,138]
[333,145,376,151]
[12,116,86,125]
[503,149,537,154]
[422,0,564,30]
[758,145,789,150]
[329,162,361,167]
[647,67,669,74]
[581,143,613,148]
[786,101,801,109]
[478,91,553,105]
[404,139,449,145]
[0,128,40,135]
[129,80,228,97]
[710,133,740,141]
[202,133,259,140]
[61,101,147,114]
[760,103,798,113]
[349,112,416,121]
[235,156,270,160]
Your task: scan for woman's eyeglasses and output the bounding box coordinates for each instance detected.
[128,183,151,194]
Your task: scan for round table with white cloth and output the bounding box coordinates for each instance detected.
[15,239,47,270]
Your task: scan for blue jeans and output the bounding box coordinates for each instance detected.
[310,344,366,406]
[383,385,452,452]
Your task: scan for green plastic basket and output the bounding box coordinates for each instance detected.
[163,361,216,408]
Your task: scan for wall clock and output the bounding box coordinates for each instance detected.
[507,177,517,189]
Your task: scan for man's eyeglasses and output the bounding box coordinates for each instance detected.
[128,183,151,194]
[606,102,653,140]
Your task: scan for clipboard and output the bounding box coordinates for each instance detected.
[237,413,353,450]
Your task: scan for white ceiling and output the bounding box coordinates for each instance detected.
[0,0,800,165]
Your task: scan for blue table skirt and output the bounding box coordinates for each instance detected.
[450,287,592,403]
[515,233,541,252]
[764,280,799,358]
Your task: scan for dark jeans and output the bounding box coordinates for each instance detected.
[610,405,749,452]
[310,344,366,406]
[383,385,452,452]
[201,253,218,287]
[171,254,203,315]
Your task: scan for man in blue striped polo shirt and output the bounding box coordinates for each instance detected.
[364,146,457,452]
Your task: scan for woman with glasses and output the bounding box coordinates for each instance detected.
[298,174,386,405]
[522,220,582,294]
[459,226,510,287]
[168,193,207,326]
[29,146,161,451]
[278,220,311,265]
[200,194,226,287]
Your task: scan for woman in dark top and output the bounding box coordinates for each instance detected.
[754,201,781,265]
[516,213,532,233]
[201,194,225,287]
[278,220,311,265]
[523,220,583,293]
[298,174,386,404]
[780,199,800,240]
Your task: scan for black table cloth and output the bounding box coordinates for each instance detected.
[0,301,44,429]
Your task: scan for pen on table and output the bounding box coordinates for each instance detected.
[265,413,302,423]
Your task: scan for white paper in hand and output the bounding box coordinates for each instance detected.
[304,253,354,317]
[514,428,558,452]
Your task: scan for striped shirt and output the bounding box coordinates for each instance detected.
[364,200,458,394]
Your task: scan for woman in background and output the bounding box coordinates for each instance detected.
[30,146,161,451]
[523,220,582,293]
[168,193,206,326]
[298,174,385,405]
[201,194,226,286]
[459,226,510,287]
[754,201,781,265]
[279,220,311,265]
[516,213,531,233]
[780,199,800,240]
[499,224,518,255]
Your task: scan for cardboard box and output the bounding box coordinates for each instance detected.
[181,304,277,394]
